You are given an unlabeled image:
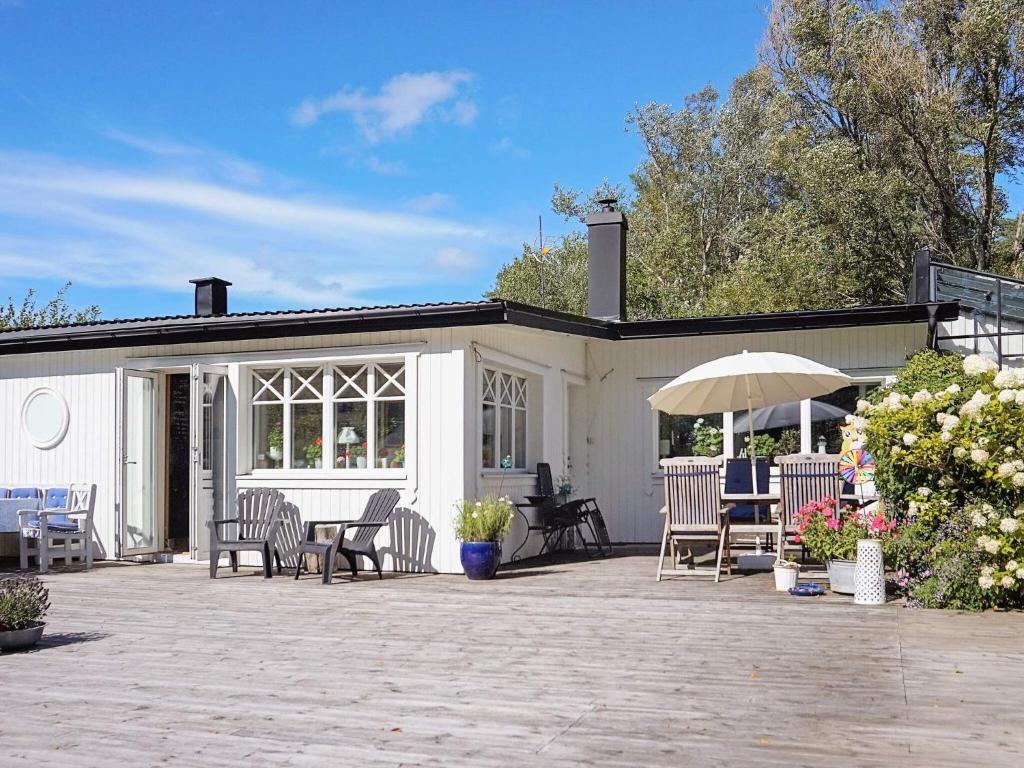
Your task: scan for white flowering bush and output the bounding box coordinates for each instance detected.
[862,350,1024,609]
[454,496,515,542]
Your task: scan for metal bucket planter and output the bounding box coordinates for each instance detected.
[460,542,502,580]
[0,621,45,652]
[826,559,857,594]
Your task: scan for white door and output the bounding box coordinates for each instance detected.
[118,369,161,557]
[190,364,228,560]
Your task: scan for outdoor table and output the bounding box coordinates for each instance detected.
[0,498,41,533]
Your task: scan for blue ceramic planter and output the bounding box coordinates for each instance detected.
[460,541,502,580]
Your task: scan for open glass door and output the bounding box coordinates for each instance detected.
[119,369,161,557]
[190,364,228,560]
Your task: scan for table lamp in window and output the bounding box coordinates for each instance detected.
[337,426,359,469]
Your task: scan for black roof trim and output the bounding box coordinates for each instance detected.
[0,298,960,355]
[614,302,960,339]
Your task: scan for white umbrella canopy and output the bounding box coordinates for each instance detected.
[648,351,854,494]
[648,351,853,415]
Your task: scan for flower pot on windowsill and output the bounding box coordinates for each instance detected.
[460,541,502,580]
[355,456,367,469]
[0,621,45,652]
[826,558,857,594]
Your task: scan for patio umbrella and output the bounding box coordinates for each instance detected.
[732,400,850,433]
[648,351,853,493]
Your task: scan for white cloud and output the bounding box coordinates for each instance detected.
[103,129,266,186]
[434,246,479,272]
[0,149,499,309]
[291,70,477,142]
[405,193,454,213]
[364,156,406,176]
[493,136,530,159]
[103,130,199,158]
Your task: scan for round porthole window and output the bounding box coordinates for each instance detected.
[22,387,70,450]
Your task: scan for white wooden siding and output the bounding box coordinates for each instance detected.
[0,318,931,566]
[582,323,931,544]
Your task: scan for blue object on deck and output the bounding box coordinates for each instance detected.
[724,458,771,520]
[11,487,40,500]
[789,583,826,596]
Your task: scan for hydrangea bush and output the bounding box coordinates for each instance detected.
[862,350,1024,609]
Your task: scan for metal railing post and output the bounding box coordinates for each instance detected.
[997,278,1003,366]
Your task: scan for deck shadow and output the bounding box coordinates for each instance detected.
[12,631,111,653]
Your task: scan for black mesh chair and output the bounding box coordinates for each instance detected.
[293,489,401,584]
[524,462,556,505]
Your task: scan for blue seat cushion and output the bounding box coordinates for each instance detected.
[44,487,69,509]
[0,488,9,499]
[729,504,770,521]
[27,515,80,532]
[11,487,40,500]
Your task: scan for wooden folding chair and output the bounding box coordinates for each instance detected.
[656,457,732,582]
[775,453,844,563]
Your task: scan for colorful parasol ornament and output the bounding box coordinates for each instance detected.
[839,448,875,485]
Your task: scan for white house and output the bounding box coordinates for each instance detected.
[0,201,965,572]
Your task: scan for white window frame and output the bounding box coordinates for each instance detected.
[480,365,530,472]
[242,351,416,481]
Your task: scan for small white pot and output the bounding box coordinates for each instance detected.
[773,563,800,591]
[356,456,367,469]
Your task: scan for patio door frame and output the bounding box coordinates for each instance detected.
[115,367,166,558]
[189,363,229,561]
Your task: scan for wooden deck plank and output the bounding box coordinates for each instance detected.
[1,549,1022,767]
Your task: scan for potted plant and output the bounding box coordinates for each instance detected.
[390,444,405,468]
[305,436,323,469]
[773,556,800,591]
[455,495,515,580]
[352,442,367,469]
[267,427,283,466]
[0,575,50,652]
[795,497,898,594]
[556,473,574,505]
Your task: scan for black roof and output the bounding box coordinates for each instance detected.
[0,298,960,355]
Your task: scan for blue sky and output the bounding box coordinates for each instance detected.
[2,1,1017,320]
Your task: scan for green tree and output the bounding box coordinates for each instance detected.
[490,0,1024,319]
[1,283,101,330]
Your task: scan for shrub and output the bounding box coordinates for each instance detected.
[867,348,978,404]
[454,496,515,542]
[690,418,723,457]
[741,432,776,459]
[862,350,1024,609]
[0,575,50,631]
[890,508,989,611]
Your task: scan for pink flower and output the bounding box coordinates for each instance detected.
[826,517,841,531]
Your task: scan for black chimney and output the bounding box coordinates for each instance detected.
[189,277,231,317]
[585,197,628,321]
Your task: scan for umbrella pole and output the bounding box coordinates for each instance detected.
[744,373,763,556]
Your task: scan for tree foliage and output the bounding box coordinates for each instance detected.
[491,0,1024,319]
[1,283,101,330]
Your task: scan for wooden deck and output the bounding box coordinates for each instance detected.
[2,548,1022,767]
